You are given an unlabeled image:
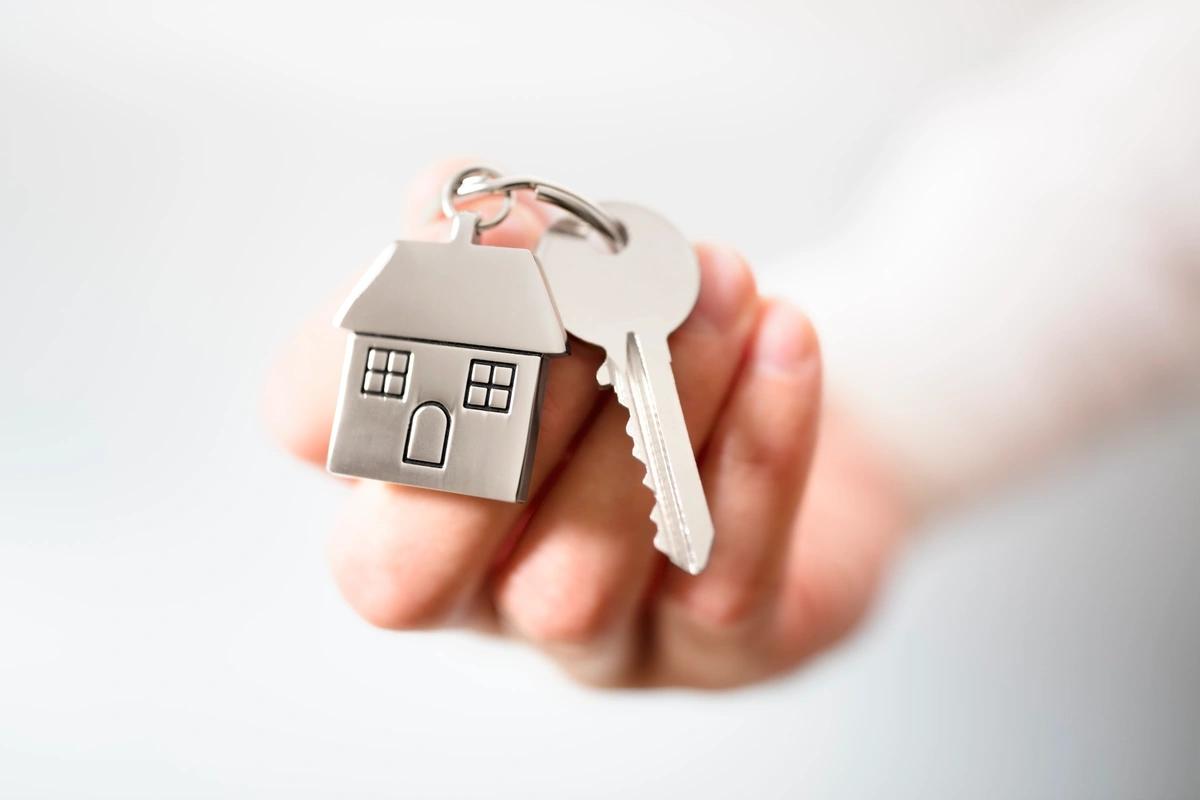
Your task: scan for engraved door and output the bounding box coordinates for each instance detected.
[403,402,450,467]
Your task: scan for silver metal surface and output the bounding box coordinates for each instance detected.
[335,212,567,354]
[537,202,714,574]
[327,212,568,502]
[444,166,626,250]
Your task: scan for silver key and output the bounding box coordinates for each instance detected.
[537,202,714,574]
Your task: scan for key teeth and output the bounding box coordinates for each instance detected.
[625,417,640,449]
[621,405,657,492]
[613,378,682,568]
[605,351,713,576]
[650,505,667,551]
[618,392,651,473]
[627,427,649,465]
[596,363,613,388]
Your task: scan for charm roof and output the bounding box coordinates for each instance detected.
[335,220,567,355]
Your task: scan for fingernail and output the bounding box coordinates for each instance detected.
[753,302,817,374]
[691,244,754,330]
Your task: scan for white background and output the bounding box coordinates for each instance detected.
[2,1,1197,797]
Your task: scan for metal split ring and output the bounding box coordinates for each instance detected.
[441,165,627,250]
[440,165,514,231]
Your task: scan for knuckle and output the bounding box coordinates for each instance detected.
[673,580,769,634]
[330,542,464,631]
[531,600,612,647]
[722,429,804,484]
[499,564,618,647]
[343,572,462,631]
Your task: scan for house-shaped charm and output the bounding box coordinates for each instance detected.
[327,213,568,502]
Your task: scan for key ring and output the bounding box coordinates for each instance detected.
[441,165,628,250]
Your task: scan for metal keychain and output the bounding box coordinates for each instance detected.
[326,166,575,502]
[327,166,714,572]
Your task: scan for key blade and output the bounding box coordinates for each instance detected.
[611,332,714,575]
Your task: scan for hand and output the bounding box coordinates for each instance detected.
[264,159,912,688]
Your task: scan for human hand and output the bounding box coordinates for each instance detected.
[265,159,912,688]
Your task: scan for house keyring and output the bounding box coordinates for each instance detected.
[326,166,623,503]
[328,166,716,573]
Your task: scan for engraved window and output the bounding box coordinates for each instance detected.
[362,347,410,399]
[463,359,516,413]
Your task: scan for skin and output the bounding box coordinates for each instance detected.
[264,158,914,689]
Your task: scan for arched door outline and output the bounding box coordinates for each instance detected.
[403,402,451,468]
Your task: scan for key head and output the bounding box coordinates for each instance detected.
[537,202,699,348]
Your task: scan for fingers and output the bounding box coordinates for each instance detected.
[650,301,822,688]
[264,157,549,467]
[491,245,760,685]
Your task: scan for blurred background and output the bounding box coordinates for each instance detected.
[1,1,1197,797]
